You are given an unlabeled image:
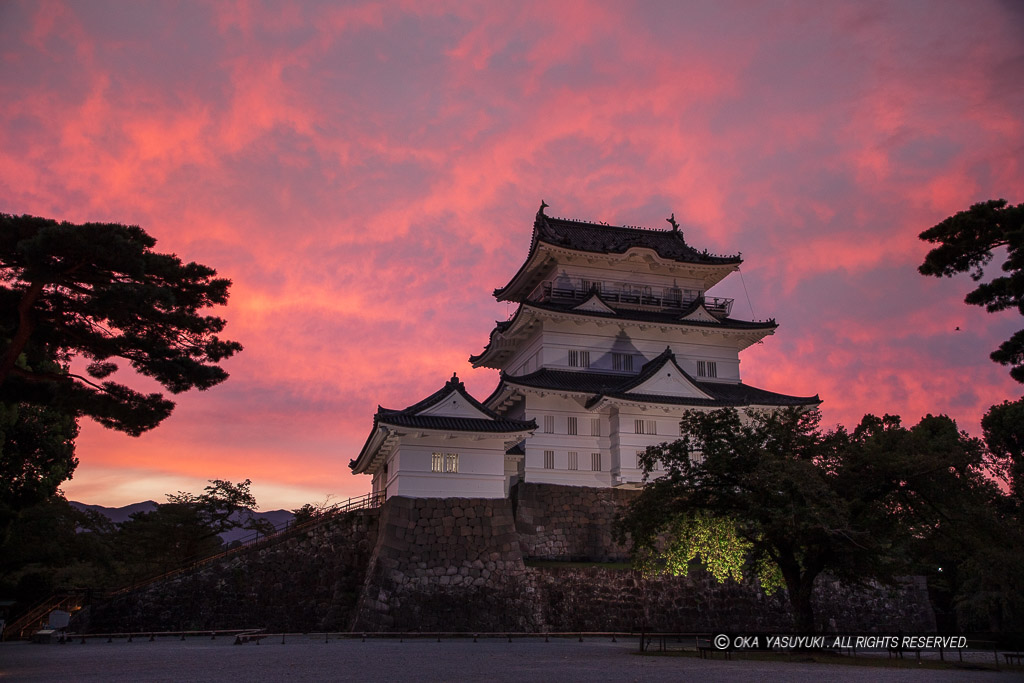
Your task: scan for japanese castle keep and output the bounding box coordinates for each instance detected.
[88,207,937,637]
[351,203,820,499]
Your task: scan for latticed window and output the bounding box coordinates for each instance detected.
[544,415,555,433]
[591,452,601,471]
[567,416,578,435]
[568,451,578,470]
[635,419,656,435]
[543,450,555,469]
[568,349,590,368]
[612,353,633,371]
[591,418,601,436]
[433,452,458,472]
[697,360,717,378]
[444,452,459,473]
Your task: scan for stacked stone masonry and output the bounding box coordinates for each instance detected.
[352,496,541,632]
[79,510,379,633]
[77,484,936,634]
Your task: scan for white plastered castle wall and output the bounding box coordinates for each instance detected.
[379,433,513,499]
[521,393,613,487]
[504,318,744,382]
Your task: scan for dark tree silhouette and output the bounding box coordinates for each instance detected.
[0,214,243,435]
[919,199,1024,382]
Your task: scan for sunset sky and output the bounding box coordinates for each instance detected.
[2,1,1022,511]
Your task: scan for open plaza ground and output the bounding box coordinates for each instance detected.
[1,635,1020,682]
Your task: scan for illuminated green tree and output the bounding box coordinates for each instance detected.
[619,408,988,633]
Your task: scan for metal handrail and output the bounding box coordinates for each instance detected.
[2,592,86,641]
[107,491,384,597]
[534,280,733,316]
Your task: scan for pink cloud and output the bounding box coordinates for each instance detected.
[1,0,1021,509]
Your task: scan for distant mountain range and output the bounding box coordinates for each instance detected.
[69,501,296,545]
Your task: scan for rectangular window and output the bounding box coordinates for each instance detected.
[591,418,601,437]
[432,452,458,473]
[568,451,578,470]
[567,416,578,435]
[697,360,718,378]
[591,452,601,471]
[568,350,591,368]
[612,353,633,372]
[635,450,645,469]
[544,415,554,433]
[690,451,705,466]
[634,419,656,435]
[543,450,555,469]
[444,453,459,473]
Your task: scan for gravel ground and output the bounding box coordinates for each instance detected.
[1,636,1019,682]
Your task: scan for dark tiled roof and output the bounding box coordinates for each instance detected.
[694,382,820,406]
[350,373,537,472]
[536,212,741,265]
[493,204,743,301]
[471,302,775,366]
[375,411,535,433]
[391,372,507,420]
[374,373,536,433]
[504,368,629,394]
[498,350,819,409]
[526,298,777,330]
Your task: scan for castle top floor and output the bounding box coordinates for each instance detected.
[494,203,743,305]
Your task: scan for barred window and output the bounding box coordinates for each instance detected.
[612,353,633,371]
[567,416,578,435]
[544,450,555,469]
[697,360,718,378]
[635,419,656,435]
[591,418,601,437]
[568,350,591,368]
[591,452,601,471]
[544,415,555,433]
[568,451,578,470]
[432,452,458,473]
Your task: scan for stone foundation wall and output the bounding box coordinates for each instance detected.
[352,496,540,632]
[79,509,379,633]
[531,567,935,633]
[75,485,937,635]
[512,482,638,562]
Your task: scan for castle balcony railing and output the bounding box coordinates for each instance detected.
[532,280,733,317]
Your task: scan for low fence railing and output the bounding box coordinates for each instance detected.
[106,491,384,597]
